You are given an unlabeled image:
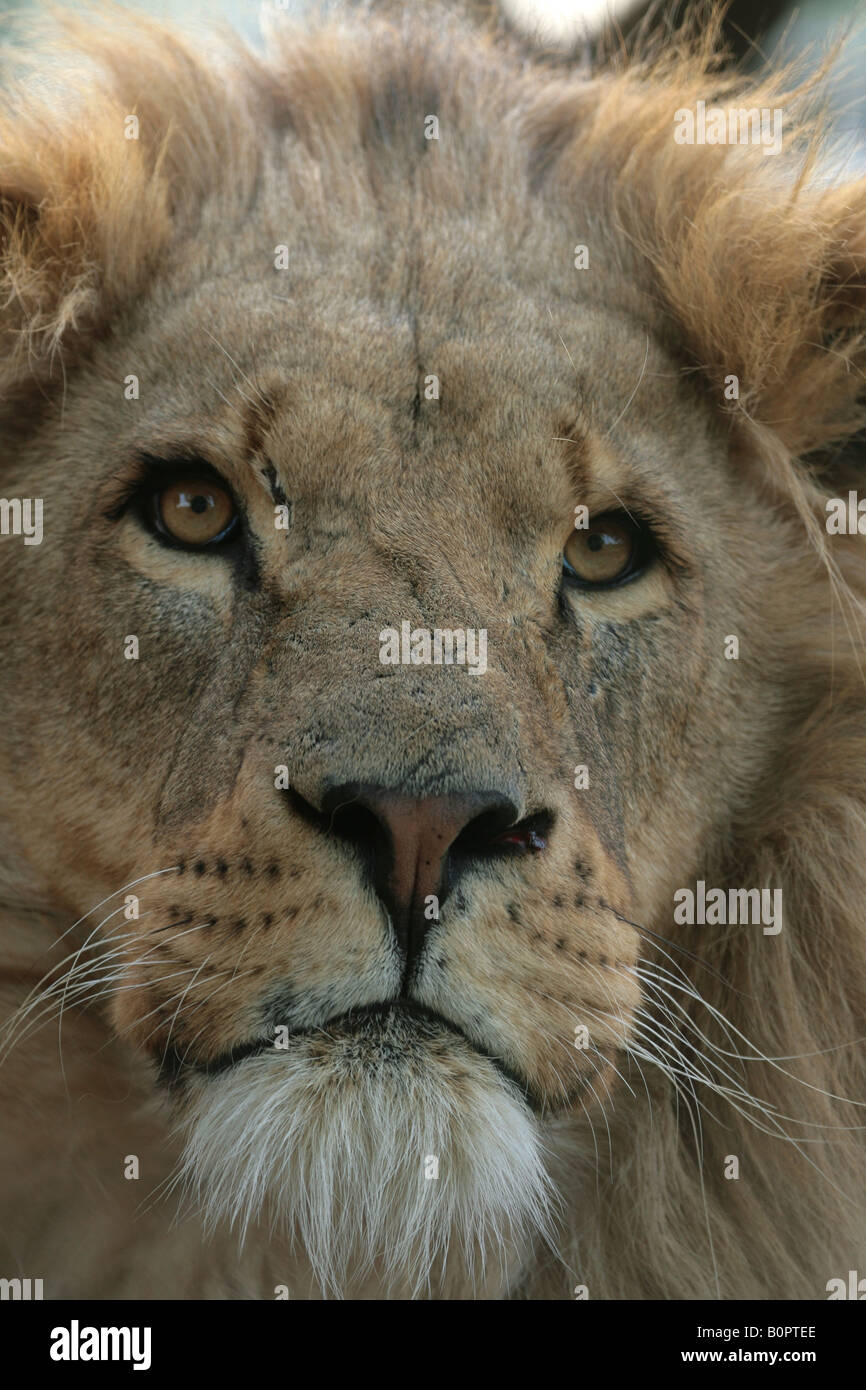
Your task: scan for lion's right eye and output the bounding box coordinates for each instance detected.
[151,476,239,549]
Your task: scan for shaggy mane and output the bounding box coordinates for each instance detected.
[2,6,865,448]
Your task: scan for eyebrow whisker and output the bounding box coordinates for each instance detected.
[605,333,650,438]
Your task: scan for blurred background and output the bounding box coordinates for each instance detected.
[1,0,864,170]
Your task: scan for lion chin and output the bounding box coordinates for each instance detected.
[176,1007,554,1297]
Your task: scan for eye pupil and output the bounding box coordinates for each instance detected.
[587,533,603,551]
[190,494,208,514]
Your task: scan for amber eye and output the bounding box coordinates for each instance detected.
[563,512,647,587]
[154,478,238,548]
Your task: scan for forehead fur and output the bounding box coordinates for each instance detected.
[1,3,865,479]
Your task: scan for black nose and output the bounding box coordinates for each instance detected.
[290,782,525,980]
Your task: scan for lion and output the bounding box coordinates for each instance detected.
[0,1,865,1300]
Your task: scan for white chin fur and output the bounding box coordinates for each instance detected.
[175,1017,556,1296]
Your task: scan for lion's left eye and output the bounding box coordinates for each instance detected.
[153,477,238,548]
[563,512,649,588]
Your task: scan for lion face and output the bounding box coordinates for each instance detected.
[3,246,788,1289]
[3,4,865,1301]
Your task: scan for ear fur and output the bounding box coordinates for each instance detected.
[0,7,259,406]
[0,80,170,402]
[523,33,866,464]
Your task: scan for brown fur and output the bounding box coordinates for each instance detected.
[1,2,865,1298]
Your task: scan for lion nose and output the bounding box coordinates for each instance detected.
[308,784,520,979]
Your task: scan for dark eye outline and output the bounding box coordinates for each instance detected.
[110,456,243,553]
[562,511,655,590]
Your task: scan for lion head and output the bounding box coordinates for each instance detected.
[1,4,865,1299]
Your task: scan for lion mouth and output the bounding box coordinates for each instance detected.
[161,998,537,1105]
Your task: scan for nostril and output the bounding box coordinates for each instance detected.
[494,825,548,852]
[487,811,553,855]
[453,800,518,847]
[328,802,388,862]
[451,807,553,860]
[285,785,389,862]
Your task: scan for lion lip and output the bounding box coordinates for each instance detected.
[163,998,537,1106]
[329,998,464,1035]
[191,999,470,1072]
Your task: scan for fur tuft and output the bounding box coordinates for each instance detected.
[175,1015,556,1297]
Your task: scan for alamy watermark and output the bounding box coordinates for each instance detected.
[0,1276,43,1299]
[0,497,42,545]
[49,1321,151,1371]
[826,491,866,534]
[827,1270,866,1299]
[673,100,783,156]
[674,880,782,935]
[379,621,487,675]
